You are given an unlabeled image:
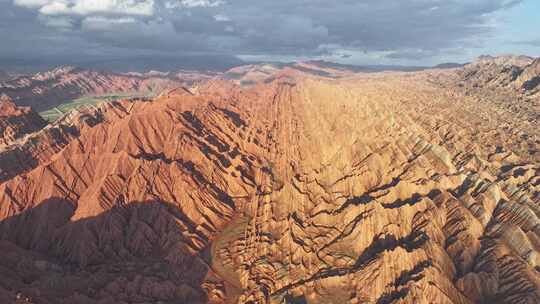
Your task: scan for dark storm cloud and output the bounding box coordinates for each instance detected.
[0,0,524,61]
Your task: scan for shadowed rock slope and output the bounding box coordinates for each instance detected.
[0,94,46,147]
[0,70,538,303]
[455,55,540,97]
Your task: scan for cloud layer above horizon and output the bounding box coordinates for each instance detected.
[0,0,538,64]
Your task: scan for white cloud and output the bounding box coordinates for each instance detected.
[71,0,154,16]
[213,14,229,22]
[13,0,50,8]
[17,0,155,17]
[165,0,224,9]
[39,1,69,15]
[82,16,136,31]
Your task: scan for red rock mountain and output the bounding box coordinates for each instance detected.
[0,59,538,304]
[0,66,201,111]
[0,94,46,147]
[0,62,416,115]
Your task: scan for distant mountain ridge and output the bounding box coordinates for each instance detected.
[0,66,206,111]
[2,54,538,116]
[434,62,466,69]
[0,61,360,111]
[457,55,540,96]
[474,54,534,67]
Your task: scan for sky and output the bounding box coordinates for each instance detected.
[0,0,539,66]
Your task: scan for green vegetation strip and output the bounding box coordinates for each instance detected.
[39,93,152,122]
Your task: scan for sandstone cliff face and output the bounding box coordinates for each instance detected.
[0,94,46,147]
[0,67,538,304]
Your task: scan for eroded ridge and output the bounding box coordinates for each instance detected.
[215,77,539,304]
[0,72,538,304]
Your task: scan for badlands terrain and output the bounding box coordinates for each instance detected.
[0,56,538,304]
[0,61,352,116]
[0,66,218,112]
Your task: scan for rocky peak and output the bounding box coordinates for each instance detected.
[32,65,80,81]
[472,55,534,67]
[474,54,534,67]
[0,93,46,146]
[0,94,20,116]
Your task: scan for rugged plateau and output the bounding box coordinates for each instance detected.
[0,57,538,304]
